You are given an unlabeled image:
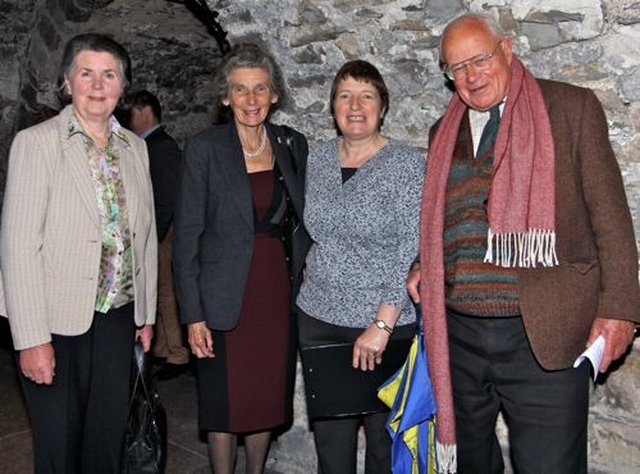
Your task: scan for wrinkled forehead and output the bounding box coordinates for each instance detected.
[442,19,500,64]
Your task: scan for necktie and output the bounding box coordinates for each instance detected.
[476,105,501,159]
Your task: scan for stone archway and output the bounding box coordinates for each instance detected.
[16,0,229,132]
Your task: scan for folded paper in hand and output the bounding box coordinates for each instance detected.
[573,335,605,382]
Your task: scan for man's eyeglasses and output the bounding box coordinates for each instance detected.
[443,41,503,81]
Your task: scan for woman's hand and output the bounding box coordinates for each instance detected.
[19,343,56,385]
[353,303,401,371]
[188,321,215,358]
[135,324,154,352]
[353,325,389,371]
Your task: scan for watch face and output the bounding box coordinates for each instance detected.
[374,320,391,333]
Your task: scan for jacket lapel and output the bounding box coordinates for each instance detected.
[59,115,101,230]
[270,124,304,219]
[115,137,138,231]
[217,122,253,230]
[58,106,139,232]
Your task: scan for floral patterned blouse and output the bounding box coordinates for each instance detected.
[68,110,134,313]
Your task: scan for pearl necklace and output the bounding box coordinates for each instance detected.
[242,127,267,158]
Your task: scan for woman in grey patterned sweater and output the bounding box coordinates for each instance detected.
[296,60,425,474]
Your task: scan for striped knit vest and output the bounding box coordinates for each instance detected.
[443,115,520,316]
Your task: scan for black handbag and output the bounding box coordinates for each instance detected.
[121,342,168,474]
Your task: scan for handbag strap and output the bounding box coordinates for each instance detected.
[128,342,153,409]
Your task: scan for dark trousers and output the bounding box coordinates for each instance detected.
[19,303,136,474]
[298,312,416,474]
[447,310,590,474]
[313,412,391,474]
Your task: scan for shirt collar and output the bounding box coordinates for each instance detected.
[66,107,130,146]
[469,100,505,155]
[140,123,162,139]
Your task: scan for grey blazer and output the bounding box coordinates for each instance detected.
[173,121,309,331]
[0,105,158,350]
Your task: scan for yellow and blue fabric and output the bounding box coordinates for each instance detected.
[378,314,438,474]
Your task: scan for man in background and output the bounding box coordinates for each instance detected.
[126,90,190,380]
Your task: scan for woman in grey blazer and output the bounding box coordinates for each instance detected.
[173,43,309,474]
[0,34,157,473]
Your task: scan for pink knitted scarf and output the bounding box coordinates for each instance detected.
[419,57,556,473]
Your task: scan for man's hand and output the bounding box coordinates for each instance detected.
[188,321,215,358]
[19,343,55,385]
[588,317,636,373]
[407,265,421,303]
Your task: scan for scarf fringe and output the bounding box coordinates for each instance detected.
[436,442,457,474]
[484,229,559,268]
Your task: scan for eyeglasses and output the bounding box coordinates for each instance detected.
[443,41,503,81]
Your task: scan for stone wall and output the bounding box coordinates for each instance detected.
[0,0,638,472]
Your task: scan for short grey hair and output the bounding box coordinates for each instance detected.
[58,33,131,102]
[211,42,287,123]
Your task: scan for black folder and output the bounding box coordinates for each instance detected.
[300,338,412,419]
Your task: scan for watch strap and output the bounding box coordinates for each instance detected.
[373,318,393,335]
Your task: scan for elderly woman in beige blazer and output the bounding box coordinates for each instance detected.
[0,33,157,474]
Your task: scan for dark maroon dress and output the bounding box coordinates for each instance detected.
[196,168,294,433]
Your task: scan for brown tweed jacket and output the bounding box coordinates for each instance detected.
[517,79,640,370]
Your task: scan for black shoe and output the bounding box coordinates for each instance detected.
[153,362,190,381]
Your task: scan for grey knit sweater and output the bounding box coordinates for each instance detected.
[296,138,425,328]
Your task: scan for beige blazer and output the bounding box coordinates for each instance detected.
[0,105,157,350]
